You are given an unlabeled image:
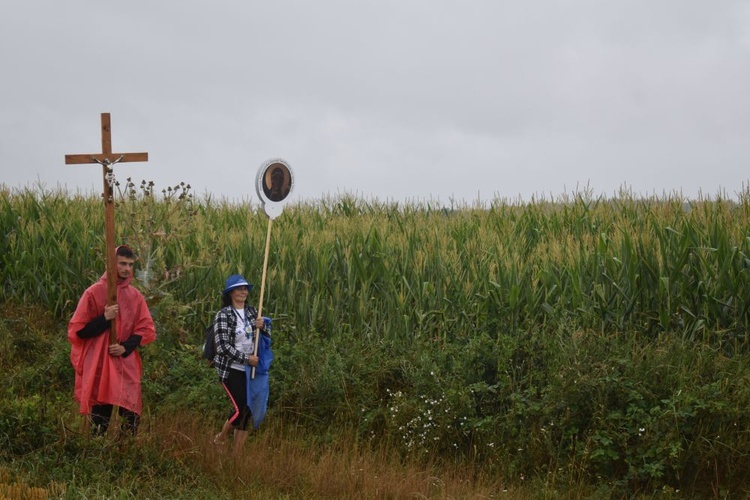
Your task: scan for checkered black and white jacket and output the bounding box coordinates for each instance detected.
[212,304,271,381]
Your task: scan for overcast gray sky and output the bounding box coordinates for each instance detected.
[1,1,749,205]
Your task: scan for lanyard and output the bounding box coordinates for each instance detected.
[232,308,252,339]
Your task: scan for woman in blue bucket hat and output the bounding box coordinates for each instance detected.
[211,274,273,456]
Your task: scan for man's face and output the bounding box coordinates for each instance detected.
[116,256,135,281]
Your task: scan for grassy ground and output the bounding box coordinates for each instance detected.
[2,412,679,500]
[0,305,690,500]
[2,407,513,499]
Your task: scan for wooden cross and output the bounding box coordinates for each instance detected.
[65,113,148,344]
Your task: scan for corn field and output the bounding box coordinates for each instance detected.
[3,182,749,344]
[2,181,750,495]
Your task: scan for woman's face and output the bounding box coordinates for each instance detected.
[230,286,248,302]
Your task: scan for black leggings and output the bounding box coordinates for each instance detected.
[91,404,140,436]
[222,369,251,431]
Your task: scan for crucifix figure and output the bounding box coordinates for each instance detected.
[65,113,148,343]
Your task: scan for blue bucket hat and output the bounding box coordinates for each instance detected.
[222,274,252,295]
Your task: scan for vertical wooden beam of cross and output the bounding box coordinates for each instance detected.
[65,113,148,344]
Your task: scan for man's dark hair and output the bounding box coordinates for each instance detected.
[116,245,135,259]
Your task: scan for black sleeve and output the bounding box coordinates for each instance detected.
[121,335,142,358]
[76,315,110,339]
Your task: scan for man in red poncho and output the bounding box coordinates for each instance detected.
[68,245,156,436]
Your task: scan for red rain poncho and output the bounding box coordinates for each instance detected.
[67,273,156,415]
